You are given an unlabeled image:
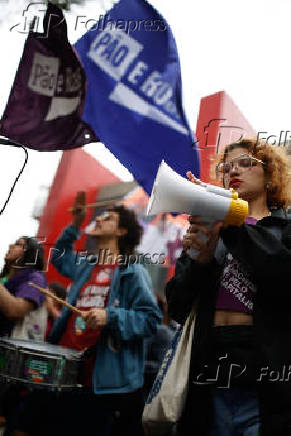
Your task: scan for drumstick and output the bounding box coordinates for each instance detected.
[67,199,118,212]
[29,282,84,316]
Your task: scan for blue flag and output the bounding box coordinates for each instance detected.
[75,0,200,194]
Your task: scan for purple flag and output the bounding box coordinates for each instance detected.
[0,2,98,151]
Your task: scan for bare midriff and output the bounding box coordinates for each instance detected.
[214,309,253,326]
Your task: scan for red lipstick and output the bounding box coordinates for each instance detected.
[229,178,242,188]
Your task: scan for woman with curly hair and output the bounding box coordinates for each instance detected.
[166,139,291,436]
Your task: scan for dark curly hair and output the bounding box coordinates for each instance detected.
[111,205,143,256]
[0,236,45,277]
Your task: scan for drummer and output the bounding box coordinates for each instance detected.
[0,236,47,341]
[0,237,47,434]
[47,192,162,436]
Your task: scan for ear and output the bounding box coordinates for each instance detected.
[117,227,128,237]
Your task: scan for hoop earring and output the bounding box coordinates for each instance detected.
[266,181,272,190]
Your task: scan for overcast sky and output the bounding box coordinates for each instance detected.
[0,0,291,265]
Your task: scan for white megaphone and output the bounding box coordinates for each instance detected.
[147,161,248,258]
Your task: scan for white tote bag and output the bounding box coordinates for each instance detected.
[143,307,196,435]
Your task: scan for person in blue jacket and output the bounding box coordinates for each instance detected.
[48,192,162,436]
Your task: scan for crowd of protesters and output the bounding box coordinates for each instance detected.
[0,193,166,436]
[0,138,290,436]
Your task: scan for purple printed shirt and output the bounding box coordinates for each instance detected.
[215,217,257,314]
[0,269,46,337]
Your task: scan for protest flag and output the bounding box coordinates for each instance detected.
[75,0,200,194]
[0,2,98,151]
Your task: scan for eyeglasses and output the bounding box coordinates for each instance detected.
[99,211,110,219]
[216,154,265,177]
[96,211,114,222]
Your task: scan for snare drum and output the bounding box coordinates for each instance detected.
[0,338,83,391]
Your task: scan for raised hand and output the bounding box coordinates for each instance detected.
[72,191,86,229]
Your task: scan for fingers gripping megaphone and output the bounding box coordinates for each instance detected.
[147,161,248,258]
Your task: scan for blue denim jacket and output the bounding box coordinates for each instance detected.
[49,225,162,394]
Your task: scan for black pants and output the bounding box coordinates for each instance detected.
[5,388,145,436]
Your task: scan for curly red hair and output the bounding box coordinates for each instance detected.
[216,138,291,210]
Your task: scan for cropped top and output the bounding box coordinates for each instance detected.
[215,217,257,314]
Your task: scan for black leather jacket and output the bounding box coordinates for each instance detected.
[166,209,291,436]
